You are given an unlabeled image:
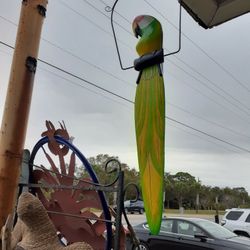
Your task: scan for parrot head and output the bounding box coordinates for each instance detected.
[132,15,163,56]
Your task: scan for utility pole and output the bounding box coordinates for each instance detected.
[195,193,199,214]
[0,0,48,229]
[215,195,219,224]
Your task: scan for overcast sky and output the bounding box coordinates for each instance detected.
[1,0,250,192]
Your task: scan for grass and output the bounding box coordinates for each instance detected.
[164,209,225,216]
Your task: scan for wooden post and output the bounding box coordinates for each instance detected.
[0,0,48,228]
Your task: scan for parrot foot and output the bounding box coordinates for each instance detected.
[136,71,143,84]
[134,49,164,84]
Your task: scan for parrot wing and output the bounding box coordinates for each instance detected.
[135,64,165,235]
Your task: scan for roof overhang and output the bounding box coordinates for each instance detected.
[179,0,250,29]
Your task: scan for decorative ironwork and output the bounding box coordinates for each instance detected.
[121,183,141,248]
[14,121,143,250]
[27,121,127,250]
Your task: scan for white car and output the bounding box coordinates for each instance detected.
[221,208,250,237]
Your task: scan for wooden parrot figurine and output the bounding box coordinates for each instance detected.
[132,15,165,235]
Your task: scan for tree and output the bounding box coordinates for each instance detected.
[164,173,175,208]
[76,157,250,210]
[77,154,140,204]
[171,172,198,209]
[199,185,212,210]
[233,187,249,206]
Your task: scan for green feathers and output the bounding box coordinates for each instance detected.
[133,15,165,235]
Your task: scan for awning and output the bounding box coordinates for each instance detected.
[179,0,250,29]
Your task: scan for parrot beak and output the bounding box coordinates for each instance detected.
[134,24,142,38]
[132,16,144,38]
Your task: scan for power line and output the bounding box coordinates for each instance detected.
[143,0,250,92]
[39,66,132,110]
[3,46,242,154]
[40,66,250,154]
[42,38,134,88]
[0,40,13,50]
[1,14,249,117]
[1,40,250,155]
[74,4,250,121]
[66,3,250,118]
[168,120,240,154]
[168,57,250,118]
[0,49,132,110]
[97,0,131,24]
[57,0,132,50]
[171,52,250,111]
[168,101,250,139]
[0,40,132,103]
[2,37,250,147]
[46,61,250,150]
[167,70,250,126]
[183,35,250,92]
[81,0,132,35]
[38,59,250,154]
[0,48,245,157]
[0,15,16,26]
[41,47,250,142]
[2,12,240,121]
[39,57,134,104]
[1,36,249,148]
[0,15,134,89]
[6,0,239,118]
[166,116,250,154]
[2,45,248,151]
[2,13,250,135]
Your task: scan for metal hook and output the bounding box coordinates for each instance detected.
[111,0,134,70]
[110,0,183,71]
[164,1,182,57]
[105,6,112,12]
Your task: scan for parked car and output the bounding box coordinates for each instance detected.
[113,200,144,214]
[124,199,144,214]
[221,208,250,237]
[127,217,250,250]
